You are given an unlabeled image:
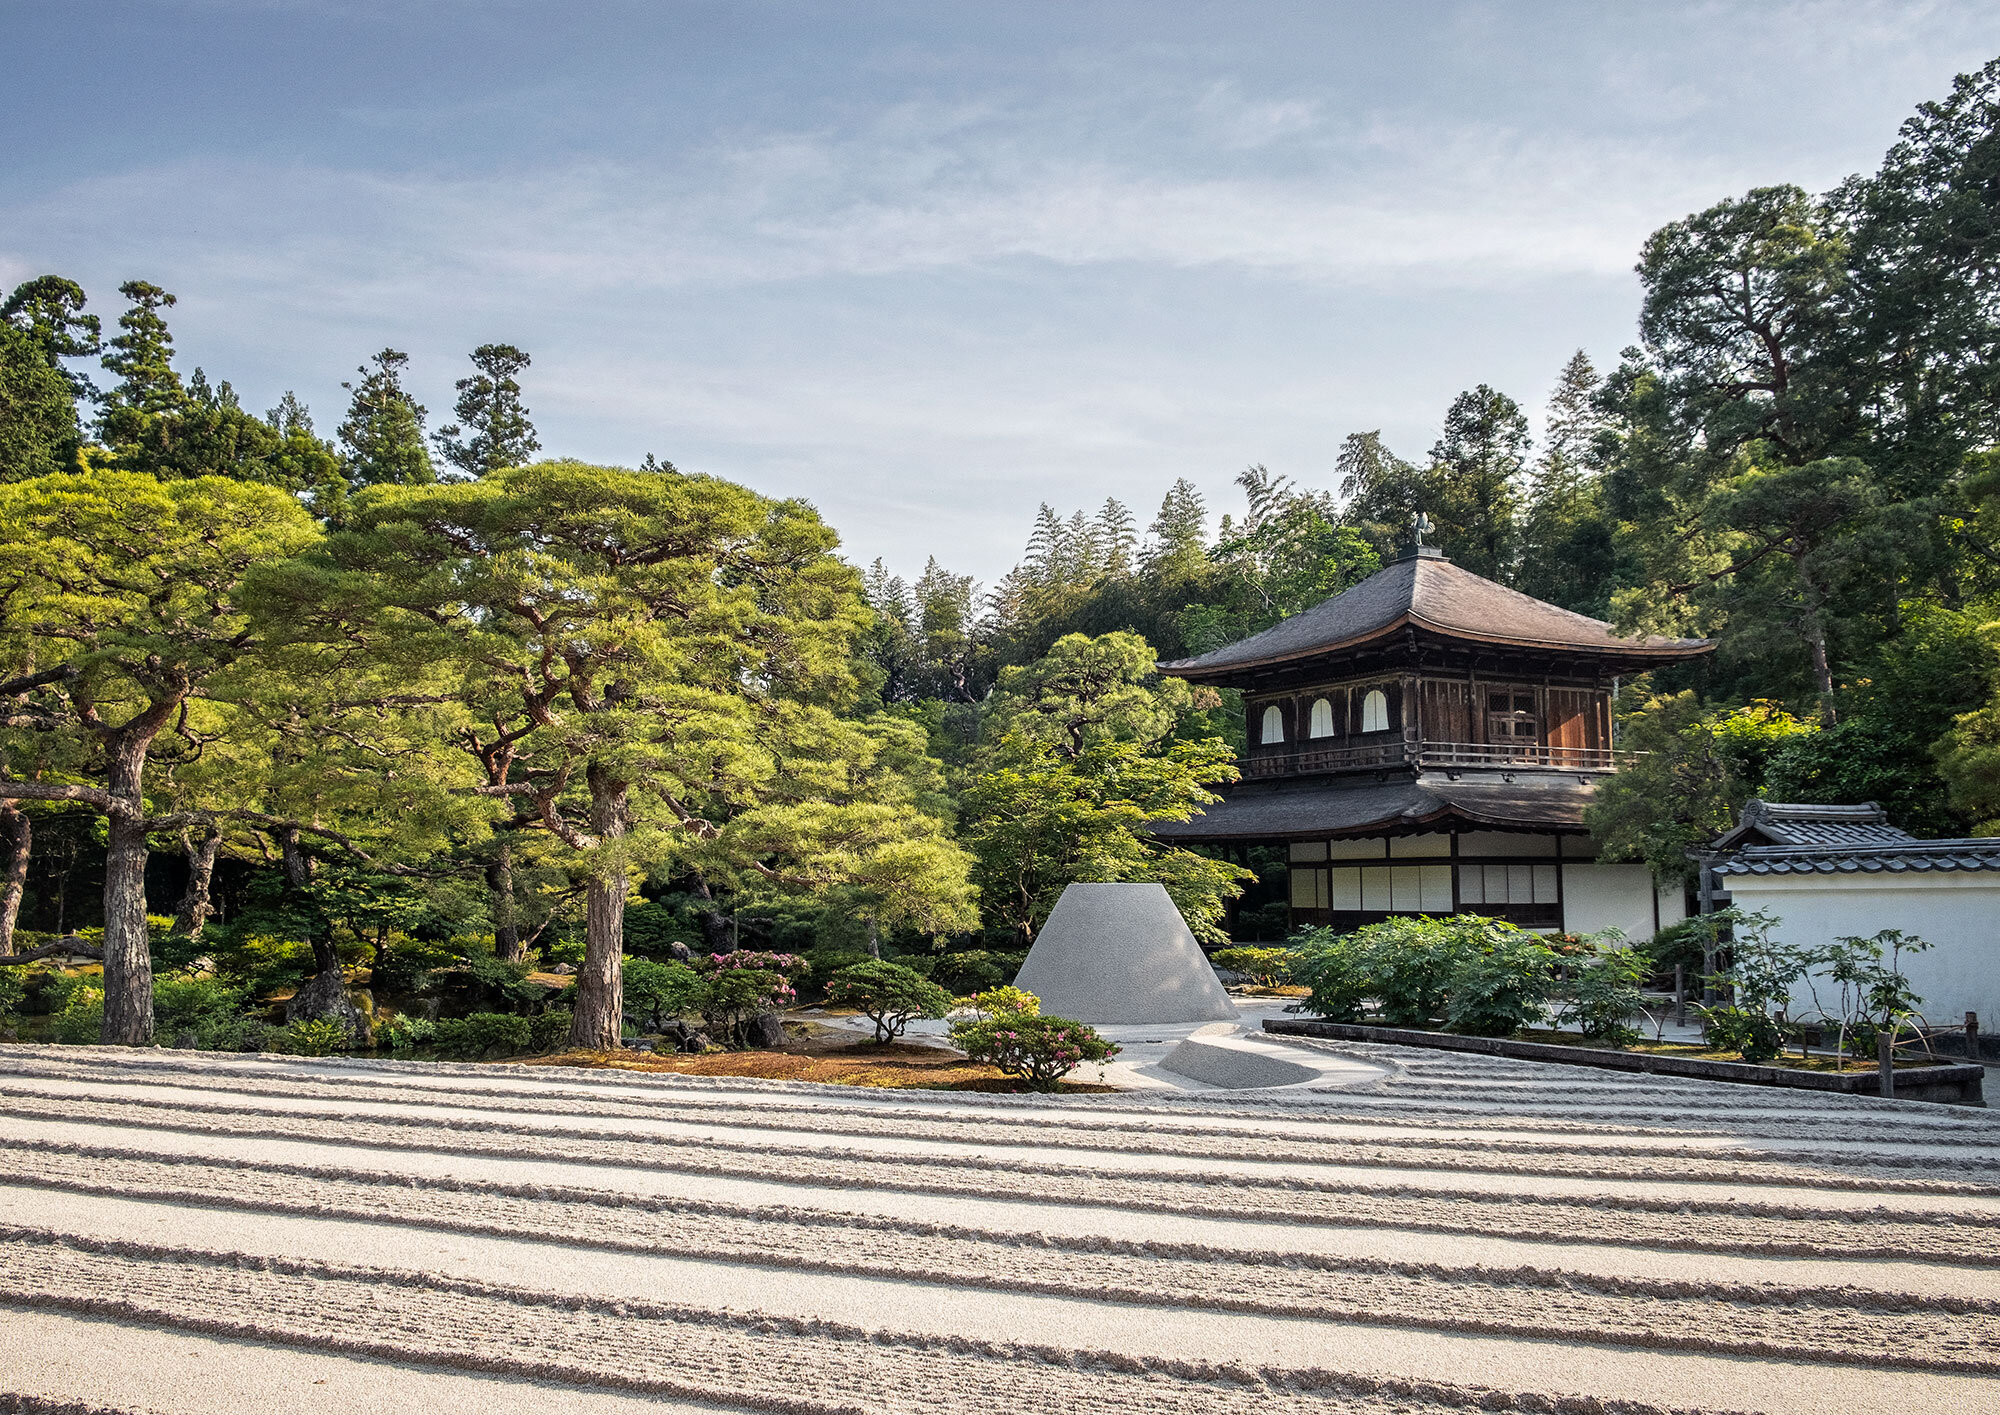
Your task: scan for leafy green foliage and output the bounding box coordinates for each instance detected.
[622,957,702,1030]
[152,976,268,1052]
[825,959,952,1042]
[1559,945,1648,1044]
[337,349,435,488]
[689,950,800,1047]
[431,1012,533,1060]
[1210,946,1293,986]
[1289,916,1560,1037]
[948,987,1116,1091]
[272,1018,348,1057]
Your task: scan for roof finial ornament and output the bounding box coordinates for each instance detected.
[1412,511,1433,548]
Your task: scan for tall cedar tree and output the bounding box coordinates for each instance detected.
[1428,385,1530,581]
[435,343,539,477]
[338,349,436,489]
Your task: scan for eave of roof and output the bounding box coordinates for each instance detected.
[1158,551,1711,680]
[1716,841,2000,876]
[1148,773,1596,843]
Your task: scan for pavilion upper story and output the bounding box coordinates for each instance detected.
[1159,546,1711,785]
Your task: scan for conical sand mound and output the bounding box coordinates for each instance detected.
[1012,882,1240,1025]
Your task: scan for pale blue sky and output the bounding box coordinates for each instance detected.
[5,1,1997,581]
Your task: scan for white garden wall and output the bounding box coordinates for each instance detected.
[1724,872,2000,1028]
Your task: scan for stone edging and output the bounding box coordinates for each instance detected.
[1262,1019,1986,1105]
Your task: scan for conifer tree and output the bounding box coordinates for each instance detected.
[1429,385,1530,580]
[435,343,539,477]
[95,281,189,465]
[337,349,435,489]
[1144,478,1208,572]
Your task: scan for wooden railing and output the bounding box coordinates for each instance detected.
[1241,741,1622,779]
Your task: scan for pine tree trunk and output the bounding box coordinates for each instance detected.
[487,840,523,963]
[567,770,630,1051]
[100,743,154,1046]
[0,803,29,954]
[171,828,222,943]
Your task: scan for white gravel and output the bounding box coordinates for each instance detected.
[2,1041,1998,1414]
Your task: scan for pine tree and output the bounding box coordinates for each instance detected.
[338,350,435,489]
[1,277,96,481]
[96,281,189,462]
[435,343,539,477]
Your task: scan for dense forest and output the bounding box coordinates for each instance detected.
[3,58,1999,1051]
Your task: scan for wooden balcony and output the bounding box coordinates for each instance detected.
[1241,740,1622,779]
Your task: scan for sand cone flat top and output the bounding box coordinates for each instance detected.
[1012,882,1239,1026]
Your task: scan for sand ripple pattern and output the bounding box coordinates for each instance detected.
[3,1042,1999,1413]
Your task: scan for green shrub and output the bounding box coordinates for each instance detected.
[1287,929,1371,1022]
[271,1018,348,1057]
[949,1010,1118,1091]
[0,969,25,1035]
[52,985,104,1043]
[153,975,269,1052]
[1444,932,1559,1037]
[1290,915,1559,1035]
[623,957,702,1030]
[432,1012,533,1060]
[927,950,1008,995]
[1696,1003,1784,1063]
[826,960,953,1042]
[1211,946,1293,986]
[966,985,1039,1019]
[1561,945,1648,1044]
[433,1012,534,1059]
[691,951,800,1047]
[382,1013,436,1050]
[530,1007,574,1052]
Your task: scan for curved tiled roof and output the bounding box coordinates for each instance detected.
[1159,549,1710,676]
[1712,800,1915,851]
[1717,841,2000,876]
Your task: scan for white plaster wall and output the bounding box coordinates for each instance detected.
[1726,874,2000,1027]
[1561,863,1659,942]
[1656,880,1687,931]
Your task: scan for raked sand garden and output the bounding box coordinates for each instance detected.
[2,1038,1997,1414]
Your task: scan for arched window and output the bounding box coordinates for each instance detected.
[1260,704,1284,744]
[1360,688,1390,733]
[1308,698,1335,738]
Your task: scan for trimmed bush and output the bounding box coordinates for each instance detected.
[530,1007,574,1053]
[1211,946,1293,986]
[623,957,702,1030]
[52,984,104,1044]
[432,1012,533,1060]
[691,951,800,1047]
[153,975,269,1052]
[949,1011,1118,1091]
[272,1018,348,1057]
[1289,915,1560,1037]
[826,960,953,1042]
[382,1013,436,1050]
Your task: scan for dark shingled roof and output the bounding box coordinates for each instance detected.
[1716,841,2000,876]
[1711,800,1915,851]
[1149,773,1595,842]
[1159,549,1710,677]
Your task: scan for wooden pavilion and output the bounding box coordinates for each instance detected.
[1153,544,1712,938]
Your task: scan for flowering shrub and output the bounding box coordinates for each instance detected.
[826,960,953,1041]
[948,988,1116,1091]
[690,950,801,1047]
